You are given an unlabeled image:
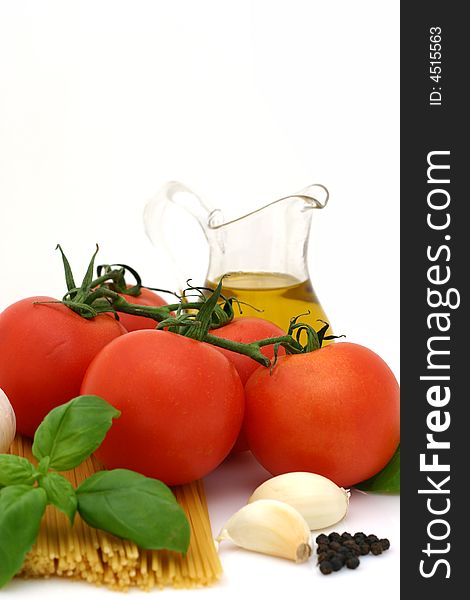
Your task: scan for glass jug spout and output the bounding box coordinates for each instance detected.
[204,183,329,285]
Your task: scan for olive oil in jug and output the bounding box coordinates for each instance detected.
[207,272,330,334]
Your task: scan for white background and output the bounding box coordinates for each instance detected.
[0,0,400,598]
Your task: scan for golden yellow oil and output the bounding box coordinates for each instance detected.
[206,272,332,336]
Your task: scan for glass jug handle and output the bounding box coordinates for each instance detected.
[143,181,222,291]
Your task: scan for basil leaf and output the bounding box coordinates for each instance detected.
[0,455,36,486]
[40,472,77,525]
[76,469,190,553]
[0,485,47,588]
[32,395,120,471]
[355,445,400,493]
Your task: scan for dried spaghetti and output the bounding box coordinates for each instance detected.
[10,436,222,591]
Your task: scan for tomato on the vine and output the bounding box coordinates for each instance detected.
[81,329,245,485]
[244,342,400,487]
[0,297,126,437]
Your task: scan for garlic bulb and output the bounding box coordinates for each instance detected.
[216,499,312,563]
[249,472,349,530]
[0,388,16,453]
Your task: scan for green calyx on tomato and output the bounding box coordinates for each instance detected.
[0,395,190,589]
[51,245,234,330]
[53,244,174,322]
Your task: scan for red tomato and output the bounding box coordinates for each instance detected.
[211,317,286,452]
[244,342,400,487]
[0,297,126,437]
[81,330,245,485]
[117,286,167,332]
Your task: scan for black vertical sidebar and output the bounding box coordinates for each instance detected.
[401,2,467,597]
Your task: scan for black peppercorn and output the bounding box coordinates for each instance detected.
[329,541,342,551]
[359,543,370,555]
[316,534,329,545]
[345,540,361,552]
[380,538,390,551]
[354,537,365,546]
[346,556,360,569]
[330,557,343,572]
[366,534,379,544]
[314,531,390,576]
[340,552,355,562]
[370,542,383,555]
[320,561,333,575]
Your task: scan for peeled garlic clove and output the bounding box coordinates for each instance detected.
[216,499,312,563]
[0,388,16,453]
[249,472,349,530]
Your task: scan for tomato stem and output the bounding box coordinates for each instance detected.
[54,245,341,368]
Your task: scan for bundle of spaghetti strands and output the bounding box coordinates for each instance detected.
[10,436,223,591]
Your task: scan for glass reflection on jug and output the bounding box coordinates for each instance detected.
[144,182,331,334]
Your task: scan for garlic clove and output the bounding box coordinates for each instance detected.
[248,472,350,530]
[216,499,312,563]
[0,388,16,453]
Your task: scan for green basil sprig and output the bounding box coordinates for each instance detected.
[0,395,190,588]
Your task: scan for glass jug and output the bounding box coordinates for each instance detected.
[143,181,331,333]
